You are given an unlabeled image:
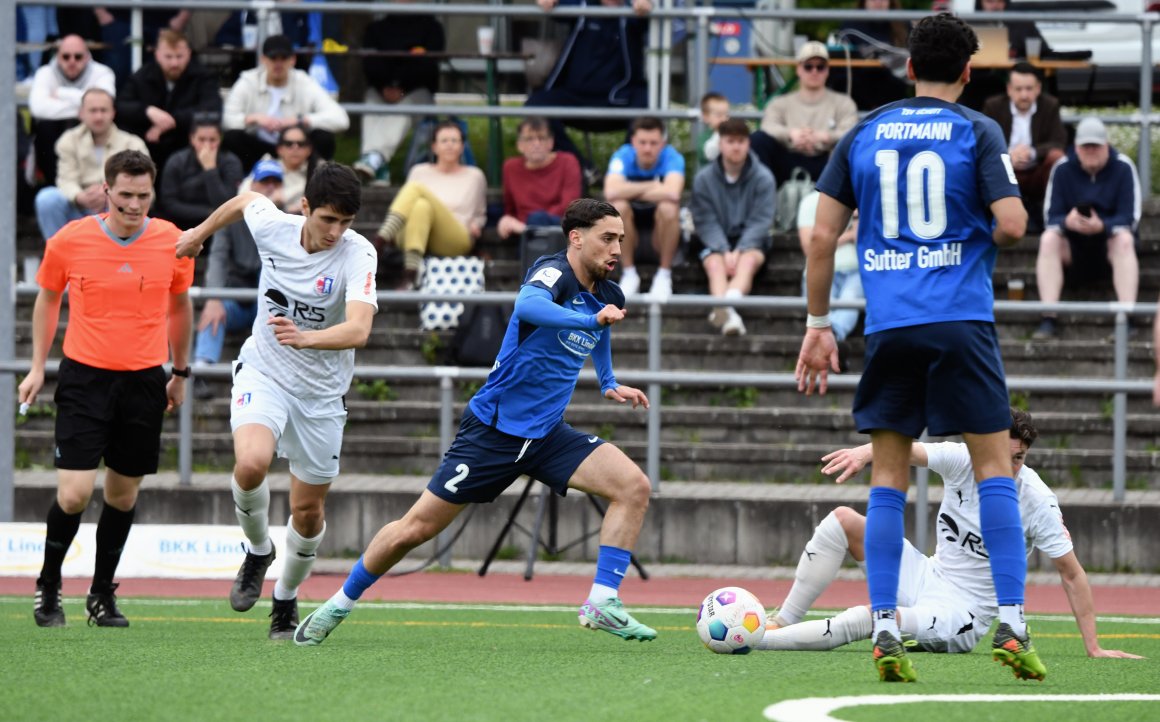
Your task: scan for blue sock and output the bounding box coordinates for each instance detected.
[978,476,1026,606]
[593,545,632,591]
[865,487,907,613]
[341,557,382,601]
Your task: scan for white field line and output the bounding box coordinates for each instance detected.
[763,695,1160,722]
[0,597,1158,625]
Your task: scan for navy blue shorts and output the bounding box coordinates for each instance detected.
[853,321,1010,438]
[426,408,605,504]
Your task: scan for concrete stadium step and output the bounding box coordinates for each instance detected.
[13,427,1157,487]
[137,400,1160,452]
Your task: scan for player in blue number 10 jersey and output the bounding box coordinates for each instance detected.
[795,14,1046,683]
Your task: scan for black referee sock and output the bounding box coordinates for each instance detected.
[92,504,136,594]
[38,501,83,587]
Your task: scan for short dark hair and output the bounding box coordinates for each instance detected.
[1010,407,1039,448]
[303,162,362,217]
[717,118,751,140]
[562,199,619,236]
[630,116,666,138]
[433,119,465,142]
[517,116,550,136]
[908,13,979,85]
[105,149,156,185]
[700,92,727,111]
[81,87,114,107]
[1009,61,1042,82]
[190,111,221,134]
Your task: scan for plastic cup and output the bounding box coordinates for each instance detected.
[1025,37,1042,62]
[1008,278,1025,301]
[477,26,495,56]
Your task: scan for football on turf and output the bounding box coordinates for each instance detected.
[696,586,766,654]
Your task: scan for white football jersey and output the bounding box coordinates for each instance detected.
[236,196,378,399]
[924,442,1073,617]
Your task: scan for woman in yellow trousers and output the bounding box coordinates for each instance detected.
[376,120,487,289]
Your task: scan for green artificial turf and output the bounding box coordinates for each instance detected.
[1,597,1157,722]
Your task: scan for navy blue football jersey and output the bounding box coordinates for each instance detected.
[468,252,624,438]
[817,97,1020,334]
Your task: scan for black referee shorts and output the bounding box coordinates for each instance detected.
[53,357,169,477]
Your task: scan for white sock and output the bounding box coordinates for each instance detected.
[232,477,271,556]
[999,604,1027,636]
[275,517,325,601]
[777,511,849,625]
[724,288,743,300]
[588,583,619,605]
[621,266,639,281]
[872,609,901,640]
[653,267,671,281]
[329,588,357,611]
[757,606,872,651]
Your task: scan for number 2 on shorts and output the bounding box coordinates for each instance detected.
[444,463,469,494]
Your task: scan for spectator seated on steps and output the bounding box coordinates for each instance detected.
[697,92,730,165]
[157,113,244,230]
[222,34,348,172]
[1033,117,1141,340]
[982,62,1066,230]
[497,116,582,241]
[690,118,776,337]
[602,116,685,301]
[525,0,652,182]
[352,2,444,187]
[35,88,147,241]
[238,124,317,214]
[375,120,487,290]
[797,190,863,345]
[115,29,223,185]
[749,41,857,187]
[29,34,117,187]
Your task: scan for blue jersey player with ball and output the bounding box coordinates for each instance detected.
[295,199,657,646]
[795,14,1045,683]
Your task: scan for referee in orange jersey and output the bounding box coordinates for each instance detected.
[18,150,194,628]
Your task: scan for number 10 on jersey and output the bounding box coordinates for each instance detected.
[876,150,948,240]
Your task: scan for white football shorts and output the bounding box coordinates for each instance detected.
[229,361,347,484]
[898,540,990,654]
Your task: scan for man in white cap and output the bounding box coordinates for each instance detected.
[749,40,858,186]
[1033,116,1141,339]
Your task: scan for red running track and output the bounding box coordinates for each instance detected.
[2,574,1157,616]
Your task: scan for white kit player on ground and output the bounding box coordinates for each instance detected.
[176,163,378,639]
[757,408,1143,662]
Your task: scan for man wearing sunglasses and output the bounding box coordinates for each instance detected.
[750,41,858,187]
[29,34,117,187]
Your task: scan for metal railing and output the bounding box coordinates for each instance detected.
[4,2,1159,543]
[10,2,1160,181]
[2,283,1152,503]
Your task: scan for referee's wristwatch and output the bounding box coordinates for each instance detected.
[171,366,191,379]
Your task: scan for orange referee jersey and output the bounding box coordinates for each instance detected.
[37,214,195,371]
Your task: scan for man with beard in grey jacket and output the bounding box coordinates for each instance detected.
[690,118,776,336]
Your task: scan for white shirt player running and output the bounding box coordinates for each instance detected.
[924,441,1074,621]
[238,195,379,400]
